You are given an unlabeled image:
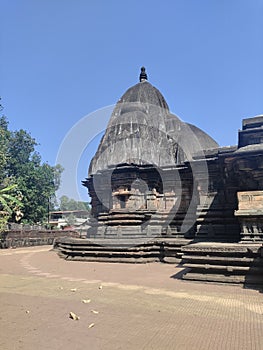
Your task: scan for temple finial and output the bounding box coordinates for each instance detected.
[139,67,148,82]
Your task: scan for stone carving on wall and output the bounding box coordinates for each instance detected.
[235,191,263,242]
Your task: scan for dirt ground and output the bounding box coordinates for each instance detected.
[0,246,262,350]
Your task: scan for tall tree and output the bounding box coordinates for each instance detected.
[0,115,63,224]
[0,117,9,183]
[7,129,37,177]
[16,161,63,223]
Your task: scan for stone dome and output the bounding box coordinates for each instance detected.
[117,80,169,111]
[185,123,219,152]
[89,68,218,175]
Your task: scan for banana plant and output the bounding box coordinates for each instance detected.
[0,184,23,232]
[0,184,23,216]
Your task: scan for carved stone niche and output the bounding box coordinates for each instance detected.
[235,191,263,242]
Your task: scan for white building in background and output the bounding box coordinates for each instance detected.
[49,210,90,229]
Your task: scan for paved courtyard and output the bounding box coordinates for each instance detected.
[0,246,262,350]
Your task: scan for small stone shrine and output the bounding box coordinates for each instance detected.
[57,68,263,285]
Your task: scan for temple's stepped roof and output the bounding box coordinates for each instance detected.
[89,68,218,175]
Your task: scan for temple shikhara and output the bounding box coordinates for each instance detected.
[57,68,263,285]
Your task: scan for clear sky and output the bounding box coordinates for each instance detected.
[1,0,263,201]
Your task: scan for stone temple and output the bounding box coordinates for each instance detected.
[57,68,263,285]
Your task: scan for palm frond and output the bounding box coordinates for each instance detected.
[0,184,18,193]
[2,193,22,206]
[0,196,12,214]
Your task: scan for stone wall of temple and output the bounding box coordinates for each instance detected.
[84,116,263,243]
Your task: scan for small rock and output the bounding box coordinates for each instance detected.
[70,288,77,292]
[88,323,95,328]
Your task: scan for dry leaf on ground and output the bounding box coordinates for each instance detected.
[91,310,99,314]
[82,299,91,304]
[69,312,80,320]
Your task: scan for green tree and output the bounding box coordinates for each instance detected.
[0,116,10,183]
[7,129,37,177]
[0,115,63,224]
[17,162,63,223]
[59,195,90,211]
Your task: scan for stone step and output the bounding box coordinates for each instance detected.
[59,245,159,254]
[59,248,160,257]
[182,272,263,285]
[181,242,263,285]
[162,256,181,264]
[58,252,158,263]
[183,263,263,274]
[182,243,261,255]
[182,273,246,284]
[55,237,192,264]
[182,255,262,265]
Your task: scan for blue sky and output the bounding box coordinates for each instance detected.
[1,0,263,201]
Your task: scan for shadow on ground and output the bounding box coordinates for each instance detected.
[170,266,190,280]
